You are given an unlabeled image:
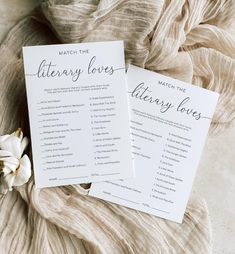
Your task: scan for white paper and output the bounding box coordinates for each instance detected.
[89,65,219,223]
[23,41,134,188]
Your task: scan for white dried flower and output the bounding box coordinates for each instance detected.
[0,128,31,194]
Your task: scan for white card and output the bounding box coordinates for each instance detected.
[22,41,134,188]
[89,65,219,223]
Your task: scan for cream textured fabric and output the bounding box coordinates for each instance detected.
[0,0,235,253]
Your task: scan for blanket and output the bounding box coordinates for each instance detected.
[0,0,235,253]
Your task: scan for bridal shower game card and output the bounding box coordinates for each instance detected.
[23,41,134,188]
[89,65,219,223]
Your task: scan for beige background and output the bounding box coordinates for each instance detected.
[0,1,234,253]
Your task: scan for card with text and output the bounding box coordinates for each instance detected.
[23,41,134,188]
[89,65,219,223]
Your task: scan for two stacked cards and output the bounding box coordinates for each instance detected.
[23,41,219,223]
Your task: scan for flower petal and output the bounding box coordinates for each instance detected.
[0,157,19,173]
[21,137,29,155]
[12,128,23,141]
[0,136,22,159]
[0,150,14,158]
[1,165,13,175]
[0,134,11,148]
[13,155,31,186]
